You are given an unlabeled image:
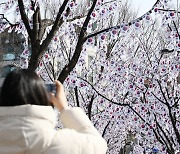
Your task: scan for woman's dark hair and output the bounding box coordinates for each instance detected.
[0,69,50,106]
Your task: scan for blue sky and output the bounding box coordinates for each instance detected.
[131,0,157,16]
[130,0,178,17]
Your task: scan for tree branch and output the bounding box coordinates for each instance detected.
[74,86,80,107]
[58,0,98,83]
[18,0,33,39]
[88,94,95,120]
[154,114,174,152]
[157,80,180,144]
[102,121,111,137]
[40,0,69,53]
[151,92,167,105]
[172,21,180,40]
[78,77,128,106]
[0,14,19,27]
[33,6,40,41]
[158,8,180,14]
[85,0,161,40]
[66,15,86,22]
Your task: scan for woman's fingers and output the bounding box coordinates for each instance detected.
[50,80,68,111]
[54,80,63,96]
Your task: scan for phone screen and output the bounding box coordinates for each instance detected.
[45,84,56,94]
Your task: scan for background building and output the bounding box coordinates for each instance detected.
[0,29,25,85]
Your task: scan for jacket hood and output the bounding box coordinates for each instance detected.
[0,104,56,126]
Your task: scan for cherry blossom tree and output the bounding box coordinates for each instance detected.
[0,0,180,154]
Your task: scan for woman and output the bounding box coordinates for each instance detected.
[0,69,107,154]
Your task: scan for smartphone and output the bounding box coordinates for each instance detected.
[45,83,56,94]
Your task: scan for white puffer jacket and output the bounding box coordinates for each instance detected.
[0,105,107,154]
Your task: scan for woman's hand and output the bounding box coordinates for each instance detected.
[50,80,68,111]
